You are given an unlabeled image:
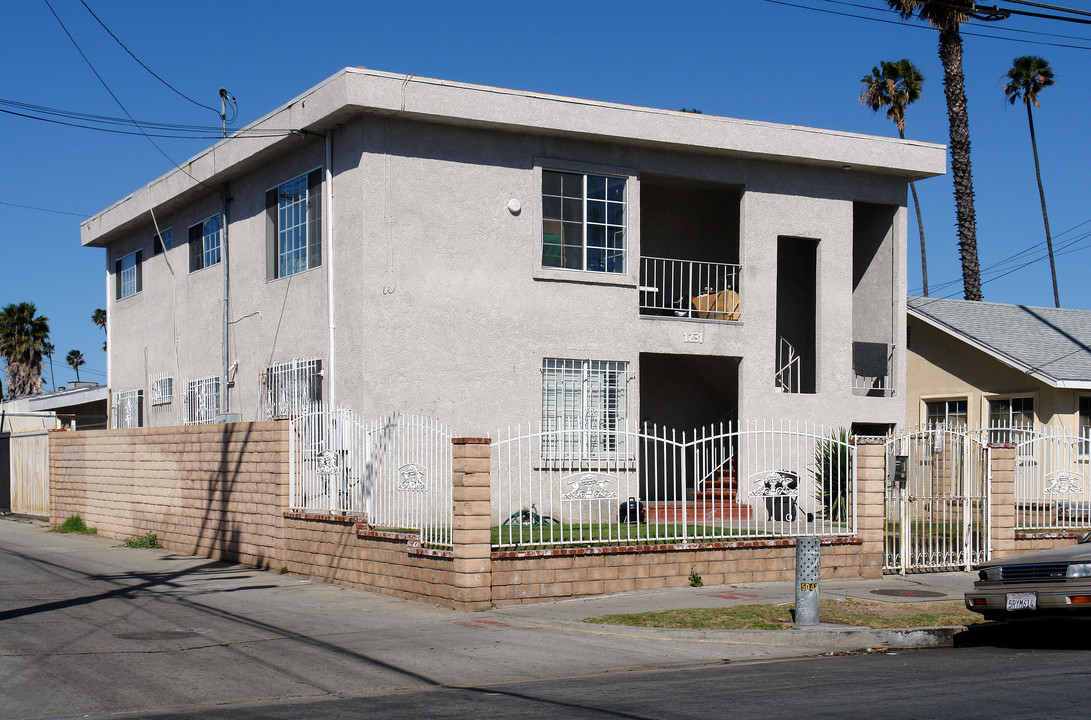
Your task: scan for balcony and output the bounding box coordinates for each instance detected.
[639,256,741,321]
[852,341,894,397]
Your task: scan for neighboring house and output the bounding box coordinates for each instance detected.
[906,296,1091,439]
[1,383,108,432]
[81,68,944,436]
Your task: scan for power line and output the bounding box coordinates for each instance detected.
[0,105,291,140]
[77,0,227,119]
[42,0,221,193]
[0,200,89,217]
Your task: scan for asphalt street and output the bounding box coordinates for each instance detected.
[2,515,1083,719]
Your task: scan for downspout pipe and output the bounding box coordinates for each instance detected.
[222,185,231,414]
[325,132,336,411]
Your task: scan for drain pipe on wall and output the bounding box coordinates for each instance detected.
[221,184,231,415]
[325,132,336,411]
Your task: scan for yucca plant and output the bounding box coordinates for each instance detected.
[814,429,853,522]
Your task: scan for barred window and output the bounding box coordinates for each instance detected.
[541,358,628,460]
[261,358,322,418]
[150,374,173,407]
[183,376,220,425]
[113,389,143,429]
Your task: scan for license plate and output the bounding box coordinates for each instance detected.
[1006,592,1037,611]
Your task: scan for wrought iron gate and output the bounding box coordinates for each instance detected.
[884,427,990,572]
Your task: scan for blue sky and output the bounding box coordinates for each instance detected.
[3,0,1090,391]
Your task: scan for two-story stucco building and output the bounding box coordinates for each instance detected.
[81,68,944,436]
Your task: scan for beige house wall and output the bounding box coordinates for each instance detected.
[906,316,1085,432]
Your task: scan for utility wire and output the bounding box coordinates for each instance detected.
[42,0,221,193]
[0,200,89,217]
[0,106,288,140]
[77,0,228,119]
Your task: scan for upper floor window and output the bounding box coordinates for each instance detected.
[267,170,322,280]
[115,251,142,300]
[542,170,626,274]
[926,399,967,429]
[541,358,629,460]
[152,227,172,256]
[189,216,221,273]
[988,396,1034,445]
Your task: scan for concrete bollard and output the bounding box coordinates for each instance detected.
[795,536,820,625]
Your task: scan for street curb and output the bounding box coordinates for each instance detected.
[496,614,967,649]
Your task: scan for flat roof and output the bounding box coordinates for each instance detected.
[82,67,947,247]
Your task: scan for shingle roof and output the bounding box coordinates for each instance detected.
[908,296,1091,389]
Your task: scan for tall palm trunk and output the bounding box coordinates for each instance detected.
[900,129,929,296]
[938,25,982,300]
[1026,103,1058,307]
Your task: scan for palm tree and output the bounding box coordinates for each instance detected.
[42,341,56,392]
[861,58,929,296]
[0,302,50,399]
[66,350,86,383]
[1004,56,1058,308]
[92,308,107,352]
[888,0,982,301]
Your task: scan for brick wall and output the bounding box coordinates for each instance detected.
[50,424,886,610]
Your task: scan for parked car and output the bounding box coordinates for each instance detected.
[966,532,1091,621]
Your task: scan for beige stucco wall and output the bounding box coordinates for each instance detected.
[905,316,1083,431]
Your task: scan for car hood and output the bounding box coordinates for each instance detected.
[978,541,1091,568]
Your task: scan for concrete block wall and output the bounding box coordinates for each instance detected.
[51,423,885,610]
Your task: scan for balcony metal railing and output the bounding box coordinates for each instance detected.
[639,256,741,321]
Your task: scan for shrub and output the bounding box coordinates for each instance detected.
[54,515,97,535]
[122,532,162,549]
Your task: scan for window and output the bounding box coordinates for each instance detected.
[183,376,220,425]
[926,399,968,429]
[150,375,173,407]
[1080,397,1091,455]
[541,358,628,459]
[260,358,322,418]
[152,228,172,256]
[267,170,322,279]
[115,251,142,300]
[113,389,143,429]
[189,216,222,273]
[988,396,1034,445]
[542,170,625,274]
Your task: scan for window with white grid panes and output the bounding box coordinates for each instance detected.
[541,358,628,459]
[113,389,143,428]
[267,170,322,280]
[115,251,142,300]
[150,375,173,407]
[188,216,221,273]
[988,396,1034,445]
[260,358,322,418]
[542,170,625,274]
[183,376,220,425]
[925,399,968,429]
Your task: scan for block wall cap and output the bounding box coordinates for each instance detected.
[453,437,493,445]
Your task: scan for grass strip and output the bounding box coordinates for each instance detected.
[583,599,982,630]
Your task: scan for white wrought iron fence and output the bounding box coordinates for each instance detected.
[775,337,800,394]
[639,256,741,320]
[491,419,854,550]
[288,408,453,547]
[1015,430,1091,531]
[884,426,990,572]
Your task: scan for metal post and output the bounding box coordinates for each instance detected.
[795,536,820,625]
